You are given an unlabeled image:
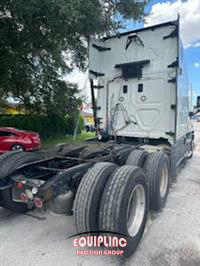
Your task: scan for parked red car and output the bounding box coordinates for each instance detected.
[0,127,41,153]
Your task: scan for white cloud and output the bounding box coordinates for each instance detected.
[194,62,200,68]
[145,0,200,47]
[64,68,91,102]
[193,42,200,47]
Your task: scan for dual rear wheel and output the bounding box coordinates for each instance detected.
[74,150,171,257]
[127,149,171,211]
[74,162,148,257]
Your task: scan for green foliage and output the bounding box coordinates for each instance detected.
[0,114,83,139]
[0,0,145,114]
[79,115,84,132]
[42,131,95,149]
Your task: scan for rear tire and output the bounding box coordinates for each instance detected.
[99,165,149,258]
[126,149,148,167]
[144,151,170,211]
[74,162,118,233]
[0,151,47,179]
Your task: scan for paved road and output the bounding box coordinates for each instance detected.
[0,124,200,266]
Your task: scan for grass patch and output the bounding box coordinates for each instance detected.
[42,131,96,149]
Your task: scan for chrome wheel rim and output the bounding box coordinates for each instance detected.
[127,184,145,237]
[12,145,23,151]
[160,164,169,198]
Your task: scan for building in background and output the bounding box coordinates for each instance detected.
[81,104,95,131]
[0,100,24,115]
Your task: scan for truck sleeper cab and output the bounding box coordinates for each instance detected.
[89,19,193,176]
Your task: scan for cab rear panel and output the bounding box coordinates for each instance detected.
[89,20,191,145]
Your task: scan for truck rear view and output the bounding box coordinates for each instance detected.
[89,18,193,176]
[0,19,194,258]
[89,19,191,145]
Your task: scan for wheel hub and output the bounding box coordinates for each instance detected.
[12,145,23,151]
[127,184,145,238]
[160,164,169,198]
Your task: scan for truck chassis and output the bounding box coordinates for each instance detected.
[0,135,193,257]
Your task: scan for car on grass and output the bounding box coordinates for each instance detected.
[0,127,41,153]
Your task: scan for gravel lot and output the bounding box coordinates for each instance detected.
[0,123,200,266]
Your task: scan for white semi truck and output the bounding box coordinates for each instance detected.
[0,19,194,257]
[89,18,193,176]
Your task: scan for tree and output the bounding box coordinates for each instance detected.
[0,0,145,115]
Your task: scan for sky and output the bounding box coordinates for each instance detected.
[68,0,200,105]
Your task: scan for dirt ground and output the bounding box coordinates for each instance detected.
[0,123,200,266]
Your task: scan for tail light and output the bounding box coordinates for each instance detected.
[20,193,29,203]
[29,133,40,143]
[16,182,24,190]
[16,177,26,189]
[33,197,43,208]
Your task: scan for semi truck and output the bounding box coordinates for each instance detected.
[0,19,194,257]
